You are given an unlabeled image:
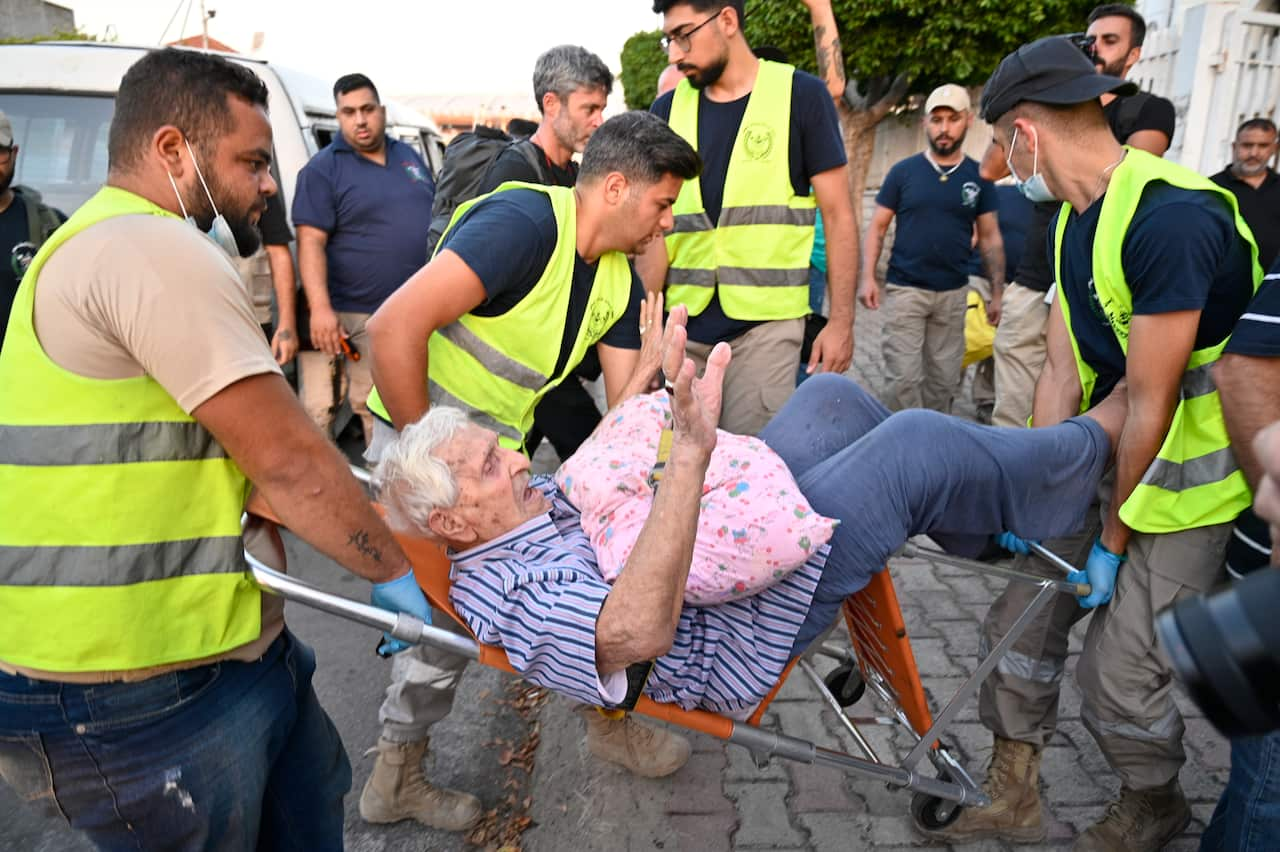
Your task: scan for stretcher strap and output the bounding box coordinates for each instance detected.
[646,427,675,490]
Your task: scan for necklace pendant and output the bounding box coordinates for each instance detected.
[939,174,948,182]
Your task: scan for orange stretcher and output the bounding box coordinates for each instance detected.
[245,470,1089,833]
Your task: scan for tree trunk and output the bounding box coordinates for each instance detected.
[838,74,910,231]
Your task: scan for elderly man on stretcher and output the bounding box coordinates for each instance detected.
[372,302,1125,717]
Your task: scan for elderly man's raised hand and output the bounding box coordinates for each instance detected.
[663,320,730,459]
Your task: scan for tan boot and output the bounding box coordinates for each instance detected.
[1073,779,1190,852]
[358,736,483,832]
[916,735,1046,844]
[576,705,691,778]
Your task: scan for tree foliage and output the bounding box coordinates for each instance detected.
[620,30,668,111]
[0,28,104,46]
[744,0,1115,99]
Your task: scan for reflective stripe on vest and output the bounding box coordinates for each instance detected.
[1052,148,1261,533]
[367,183,634,447]
[663,59,815,320]
[0,186,259,673]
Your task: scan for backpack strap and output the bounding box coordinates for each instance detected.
[510,139,555,185]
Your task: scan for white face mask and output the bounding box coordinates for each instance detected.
[1006,126,1057,203]
[166,138,241,258]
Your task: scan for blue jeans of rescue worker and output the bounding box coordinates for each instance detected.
[0,630,351,852]
[1201,732,1280,852]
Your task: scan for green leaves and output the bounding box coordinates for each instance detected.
[741,0,1113,100]
[620,30,669,111]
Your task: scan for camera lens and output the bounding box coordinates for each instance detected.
[1156,568,1280,737]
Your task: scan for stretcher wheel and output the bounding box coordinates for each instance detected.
[822,664,865,707]
[911,791,963,831]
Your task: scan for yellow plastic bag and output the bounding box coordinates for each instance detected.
[963,289,995,367]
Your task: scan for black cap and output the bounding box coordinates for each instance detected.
[980,35,1138,123]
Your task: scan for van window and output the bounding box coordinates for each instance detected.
[2,93,115,216]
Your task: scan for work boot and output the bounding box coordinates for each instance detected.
[576,705,691,778]
[1073,779,1191,852]
[916,735,1046,843]
[358,736,483,832]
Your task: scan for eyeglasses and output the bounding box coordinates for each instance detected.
[0,146,13,165]
[660,12,720,53]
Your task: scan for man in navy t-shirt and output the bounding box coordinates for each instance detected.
[291,73,435,445]
[861,84,1003,413]
[640,0,856,436]
[1201,262,1280,849]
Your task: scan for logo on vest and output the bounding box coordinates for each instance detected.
[402,161,429,184]
[586,299,616,341]
[960,182,981,209]
[742,124,775,161]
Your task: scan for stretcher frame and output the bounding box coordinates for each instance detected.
[245,469,1089,829]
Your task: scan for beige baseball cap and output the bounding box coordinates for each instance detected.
[0,111,12,147]
[925,84,971,115]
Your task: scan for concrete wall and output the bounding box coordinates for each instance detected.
[0,0,75,39]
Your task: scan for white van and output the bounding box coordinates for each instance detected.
[0,41,445,218]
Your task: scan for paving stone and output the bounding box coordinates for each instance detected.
[725,781,806,847]
[886,562,953,593]
[787,761,866,814]
[796,812,875,850]
[919,676,982,723]
[905,637,966,678]
[1183,718,1230,771]
[667,749,734,815]
[668,811,737,852]
[1039,745,1111,804]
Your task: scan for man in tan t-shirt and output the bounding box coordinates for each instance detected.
[0,48,439,851]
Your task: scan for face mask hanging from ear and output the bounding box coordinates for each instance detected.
[1006,126,1057,203]
[166,138,241,258]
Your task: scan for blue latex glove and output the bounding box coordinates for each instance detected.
[370,572,432,657]
[996,531,1040,555]
[1066,539,1125,608]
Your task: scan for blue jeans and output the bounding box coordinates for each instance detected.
[0,630,351,851]
[1201,732,1280,851]
[760,374,1111,654]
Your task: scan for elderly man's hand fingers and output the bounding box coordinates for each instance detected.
[662,323,688,385]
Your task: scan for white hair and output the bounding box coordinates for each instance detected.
[372,407,471,537]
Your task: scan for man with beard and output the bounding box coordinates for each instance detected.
[360,112,701,830]
[1212,118,1280,269]
[0,110,65,351]
[292,73,435,447]
[639,0,856,436]
[476,45,614,467]
[0,48,434,849]
[860,85,1005,413]
[1086,4,1176,156]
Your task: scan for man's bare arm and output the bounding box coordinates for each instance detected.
[1031,294,1082,427]
[859,204,894,310]
[801,0,846,100]
[1214,352,1280,491]
[1126,129,1171,157]
[365,251,487,430]
[296,225,343,357]
[634,236,669,296]
[265,244,298,365]
[595,329,728,674]
[975,211,1006,325]
[1103,310,1202,554]
[193,372,411,583]
[597,343,641,409]
[809,165,857,373]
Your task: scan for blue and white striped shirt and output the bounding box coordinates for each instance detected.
[449,477,827,714]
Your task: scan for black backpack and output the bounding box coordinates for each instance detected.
[426,127,549,255]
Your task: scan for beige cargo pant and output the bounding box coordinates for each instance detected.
[881,283,967,413]
[977,481,1232,790]
[297,311,376,445]
[991,282,1050,428]
[683,317,804,436]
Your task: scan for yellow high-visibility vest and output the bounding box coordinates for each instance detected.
[367,183,633,448]
[1053,148,1262,533]
[664,59,815,320]
[0,186,259,672]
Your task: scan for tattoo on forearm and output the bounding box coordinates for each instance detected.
[348,529,383,563]
[981,247,1005,285]
[278,329,294,341]
[814,25,831,77]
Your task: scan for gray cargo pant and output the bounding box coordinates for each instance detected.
[978,480,1232,790]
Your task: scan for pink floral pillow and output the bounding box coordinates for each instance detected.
[555,392,837,605]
